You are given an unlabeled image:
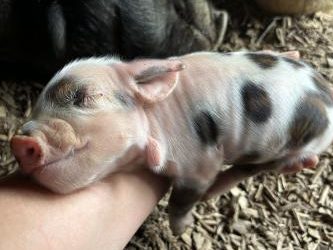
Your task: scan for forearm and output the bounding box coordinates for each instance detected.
[0,169,170,250]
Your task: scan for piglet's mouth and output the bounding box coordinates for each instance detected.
[30,141,90,175]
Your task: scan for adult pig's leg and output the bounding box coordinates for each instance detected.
[174,0,228,51]
[119,0,228,57]
[119,0,210,57]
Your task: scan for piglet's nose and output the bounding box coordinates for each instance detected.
[10,135,43,174]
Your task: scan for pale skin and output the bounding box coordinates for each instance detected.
[0,169,170,250]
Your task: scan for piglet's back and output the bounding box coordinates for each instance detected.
[230,52,333,164]
[180,52,333,165]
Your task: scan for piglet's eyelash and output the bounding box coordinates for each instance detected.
[81,93,104,105]
[73,92,103,107]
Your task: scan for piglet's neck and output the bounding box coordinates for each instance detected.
[115,144,147,172]
[145,108,169,154]
[143,74,197,171]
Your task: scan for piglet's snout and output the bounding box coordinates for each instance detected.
[43,119,78,151]
[10,135,44,174]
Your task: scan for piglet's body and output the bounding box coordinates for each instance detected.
[11,51,333,234]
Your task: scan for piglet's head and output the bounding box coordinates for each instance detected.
[10,57,184,193]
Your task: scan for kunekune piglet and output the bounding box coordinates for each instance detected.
[10,51,333,234]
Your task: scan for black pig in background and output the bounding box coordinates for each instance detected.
[0,0,227,80]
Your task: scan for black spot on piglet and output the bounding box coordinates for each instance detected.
[46,77,76,105]
[288,95,328,148]
[193,111,219,146]
[46,76,87,107]
[242,81,272,123]
[247,53,278,69]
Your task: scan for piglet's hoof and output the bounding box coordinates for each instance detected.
[280,156,319,174]
[169,213,194,235]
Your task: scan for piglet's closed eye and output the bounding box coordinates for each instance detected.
[124,59,185,104]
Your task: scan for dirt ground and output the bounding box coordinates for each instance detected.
[0,1,332,249]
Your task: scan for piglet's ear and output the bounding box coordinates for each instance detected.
[126,59,185,104]
[261,50,300,60]
[279,51,300,60]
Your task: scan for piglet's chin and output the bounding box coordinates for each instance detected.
[33,154,118,194]
[31,164,94,194]
[34,173,92,194]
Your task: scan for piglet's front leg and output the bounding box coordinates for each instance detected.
[168,179,212,235]
[168,148,222,235]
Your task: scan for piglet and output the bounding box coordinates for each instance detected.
[10,51,333,235]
